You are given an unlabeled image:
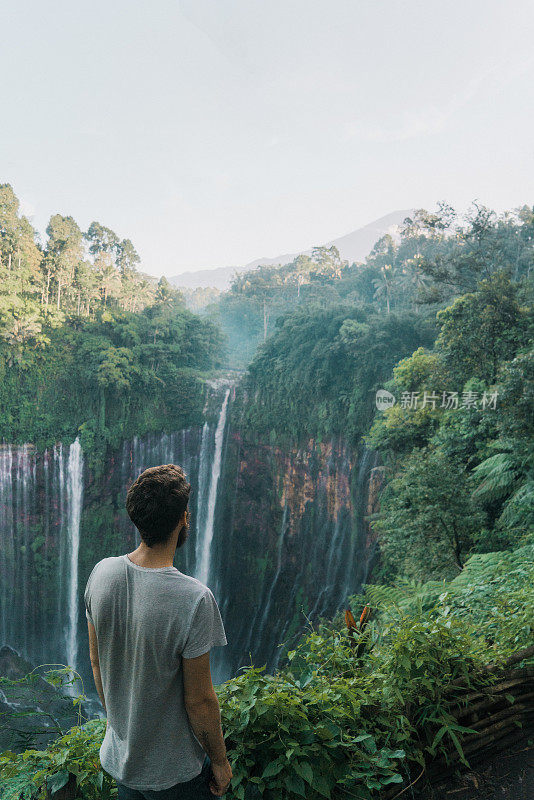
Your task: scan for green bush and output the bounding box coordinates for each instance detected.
[0,719,114,800]
[2,546,532,800]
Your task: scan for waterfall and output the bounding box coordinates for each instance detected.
[55,444,66,643]
[255,503,288,644]
[17,445,30,658]
[221,436,381,677]
[194,422,211,572]
[338,446,374,605]
[0,389,377,702]
[195,389,230,586]
[0,396,236,703]
[0,444,71,672]
[65,438,84,692]
[0,446,13,649]
[308,514,342,620]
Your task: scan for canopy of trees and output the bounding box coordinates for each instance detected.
[0,183,223,459]
[235,202,534,582]
[206,202,533,368]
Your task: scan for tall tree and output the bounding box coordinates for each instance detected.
[44,215,83,310]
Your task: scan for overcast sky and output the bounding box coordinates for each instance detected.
[2,0,533,276]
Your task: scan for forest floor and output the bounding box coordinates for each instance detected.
[414,740,534,800]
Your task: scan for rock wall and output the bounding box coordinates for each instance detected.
[0,391,382,703]
[212,432,380,676]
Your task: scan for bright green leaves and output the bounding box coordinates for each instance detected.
[0,719,113,800]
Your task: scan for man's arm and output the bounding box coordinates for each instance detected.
[183,651,232,796]
[87,619,107,714]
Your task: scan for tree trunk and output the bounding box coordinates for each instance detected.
[99,388,106,431]
[263,300,268,341]
[45,269,51,308]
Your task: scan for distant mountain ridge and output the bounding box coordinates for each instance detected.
[170,209,413,291]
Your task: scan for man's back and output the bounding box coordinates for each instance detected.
[84,553,227,791]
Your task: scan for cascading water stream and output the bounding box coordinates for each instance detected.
[0,446,14,648]
[194,422,212,572]
[0,441,86,679]
[338,446,374,605]
[195,389,230,586]
[308,514,342,619]
[65,438,84,694]
[255,503,288,645]
[55,444,66,643]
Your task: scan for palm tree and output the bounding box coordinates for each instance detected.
[373,264,394,313]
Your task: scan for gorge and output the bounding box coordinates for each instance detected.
[0,378,381,713]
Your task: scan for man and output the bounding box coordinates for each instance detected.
[84,463,233,799]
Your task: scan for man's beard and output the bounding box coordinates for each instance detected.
[176,521,189,549]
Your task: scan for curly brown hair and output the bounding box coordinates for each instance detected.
[126,464,191,547]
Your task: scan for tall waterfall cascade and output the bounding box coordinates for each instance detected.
[0,386,379,703]
[65,438,84,694]
[195,388,230,586]
[0,440,85,683]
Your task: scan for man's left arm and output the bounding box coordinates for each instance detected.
[87,619,107,715]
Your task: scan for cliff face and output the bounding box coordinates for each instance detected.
[212,432,380,676]
[0,403,381,696]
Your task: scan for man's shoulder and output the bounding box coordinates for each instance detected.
[174,572,212,602]
[86,556,123,583]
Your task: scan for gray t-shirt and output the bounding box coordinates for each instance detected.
[84,554,227,790]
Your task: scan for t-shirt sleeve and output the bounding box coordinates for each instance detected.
[84,565,97,626]
[182,589,227,659]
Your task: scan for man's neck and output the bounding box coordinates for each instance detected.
[127,519,185,568]
[128,541,176,569]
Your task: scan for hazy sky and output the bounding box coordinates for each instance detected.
[2,0,533,277]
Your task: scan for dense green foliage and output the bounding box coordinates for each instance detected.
[237,307,436,447]
[0,184,223,457]
[2,544,532,799]
[236,203,534,582]
[367,272,533,582]
[207,203,534,369]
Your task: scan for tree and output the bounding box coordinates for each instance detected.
[470,350,534,540]
[435,271,527,385]
[116,238,140,276]
[311,245,347,280]
[98,257,122,305]
[155,276,183,308]
[44,215,83,310]
[374,447,484,581]
[0,184,42,304]
[85,222,119,260]
[73,260,100,315]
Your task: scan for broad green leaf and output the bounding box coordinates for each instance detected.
[47,771,70,794]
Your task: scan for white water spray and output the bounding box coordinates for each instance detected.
[195,422,211,571]
[256,503,288,640]
[65,438,84,693]
[196,390,230,585]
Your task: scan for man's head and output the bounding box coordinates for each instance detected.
[126,464,191,549]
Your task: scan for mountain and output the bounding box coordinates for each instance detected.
[169,209,413,291]
[168,265,239,291]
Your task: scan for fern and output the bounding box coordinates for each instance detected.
[498,477,534,528]
[471,453,516,500]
